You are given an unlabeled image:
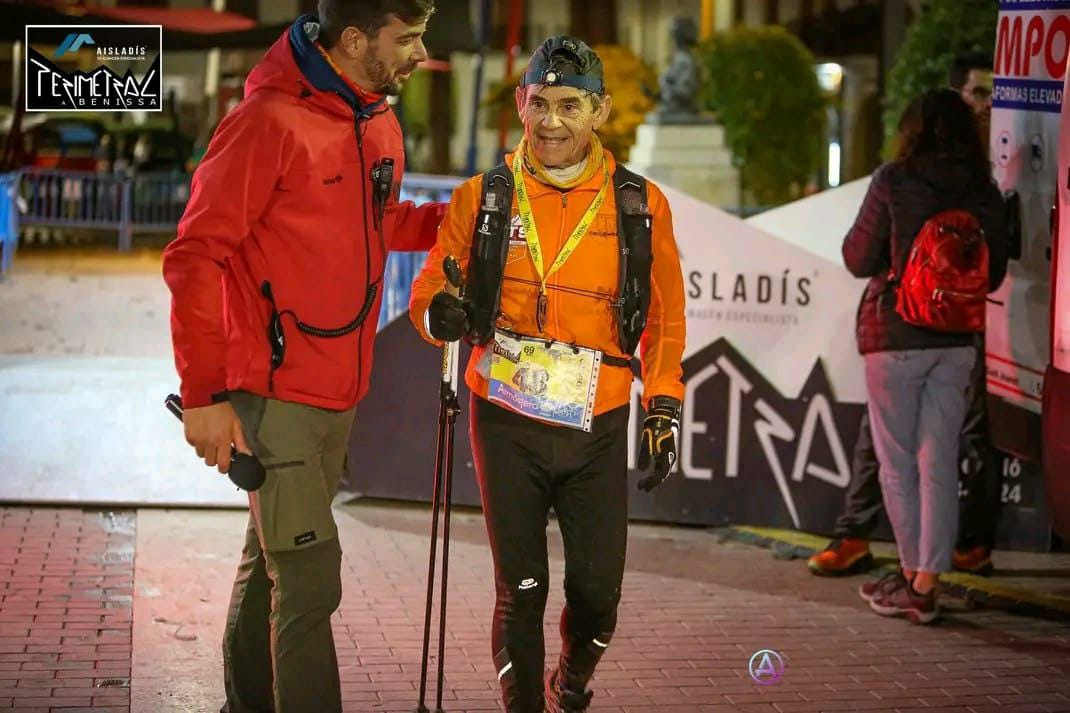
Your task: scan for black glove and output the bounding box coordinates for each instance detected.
[427,291,467,342]
[637,396,681,492]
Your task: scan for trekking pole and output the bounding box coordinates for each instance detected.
[416,256,464,713]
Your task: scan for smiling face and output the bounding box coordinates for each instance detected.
[339,13,429,95]
[515,84,612,168]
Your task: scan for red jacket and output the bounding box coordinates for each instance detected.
[163,17,444,411]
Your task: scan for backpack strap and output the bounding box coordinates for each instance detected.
[465,164,514,346]
[612,165,652,357]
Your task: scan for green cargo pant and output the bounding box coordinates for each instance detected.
[221,392,355,713]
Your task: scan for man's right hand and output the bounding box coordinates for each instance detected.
[427,291,468,342]
[183,401,250,474]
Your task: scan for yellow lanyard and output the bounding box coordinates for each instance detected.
[511,151,609,331]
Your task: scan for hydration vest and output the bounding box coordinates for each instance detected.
[464,162,653,358]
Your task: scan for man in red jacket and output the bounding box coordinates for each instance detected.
[161,1,443,710]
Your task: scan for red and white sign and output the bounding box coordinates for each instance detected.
[988,1,1070,416]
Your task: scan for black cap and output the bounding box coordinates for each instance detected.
[520,36,604,95]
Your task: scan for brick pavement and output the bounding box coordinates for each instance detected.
[3,503,1070,712]
[0,508,134,712]
[334,502,1070,713]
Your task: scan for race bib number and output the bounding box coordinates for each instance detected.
[487,331,601,431]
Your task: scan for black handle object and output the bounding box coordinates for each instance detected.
[164,394,266,491]
[443,255,463,292]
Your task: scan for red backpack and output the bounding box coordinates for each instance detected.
[893,209,989,332]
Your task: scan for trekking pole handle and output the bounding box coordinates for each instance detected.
[443,255,463,297]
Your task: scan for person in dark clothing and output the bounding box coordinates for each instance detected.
[954,349,1002,572]
[949,51,1000,575]
[807,412,882,575]
[847,89,1008,624]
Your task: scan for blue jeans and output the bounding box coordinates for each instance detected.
[864,347,975,574]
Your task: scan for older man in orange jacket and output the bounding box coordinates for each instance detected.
[409,36,686,713]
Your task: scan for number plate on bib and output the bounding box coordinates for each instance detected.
[487,331,601,431]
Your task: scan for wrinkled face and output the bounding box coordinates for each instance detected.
[515,84,612,168]
[349,13,429,95]
[960,68,993,126]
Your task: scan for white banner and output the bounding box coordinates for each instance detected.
[626,184,869,528]
[988,0,1070,411]
[665,184,868,402]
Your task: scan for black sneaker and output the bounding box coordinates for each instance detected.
[545,669,593,713]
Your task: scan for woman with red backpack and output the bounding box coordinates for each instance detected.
[843,88,1008,624]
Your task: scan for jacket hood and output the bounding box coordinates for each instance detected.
[906,152,987,193]
[244,15,387,118]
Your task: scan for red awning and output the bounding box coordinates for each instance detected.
[88,6,256,35]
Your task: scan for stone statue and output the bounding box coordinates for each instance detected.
[647,17,711,125]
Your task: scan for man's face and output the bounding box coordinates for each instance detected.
[515,84,612,168]
[960,68,993,125]
[355,14,429,95]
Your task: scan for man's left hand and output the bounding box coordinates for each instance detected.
[637,396,681,492]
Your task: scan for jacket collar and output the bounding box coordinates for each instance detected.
[506,148,617,198]
[288,15,387,118]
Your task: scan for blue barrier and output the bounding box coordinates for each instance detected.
[378,172,463,328]
[0,173,18,279]
[18,168,190,251]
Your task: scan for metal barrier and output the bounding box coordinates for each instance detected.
[14,168,459,257]
[12,167,462,322]
[19,168,192,251]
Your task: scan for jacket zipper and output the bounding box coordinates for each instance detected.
[551,192,568,333]
[933,288,983,302]
[355,113,371,397]
[264,92,384,398]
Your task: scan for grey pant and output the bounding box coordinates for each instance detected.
[864,347,975,574]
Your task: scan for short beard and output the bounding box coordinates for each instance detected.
[361,47,402,96]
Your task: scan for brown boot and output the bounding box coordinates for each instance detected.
[807,538,874,576]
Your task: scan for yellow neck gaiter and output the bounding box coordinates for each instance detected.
[520,134,605,190]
